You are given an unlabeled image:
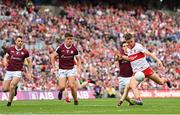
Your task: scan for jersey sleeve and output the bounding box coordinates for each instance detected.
[137,43,146,53]
[25,50,29,58]
[55,46,60,54]
[5,46,10,55]
[74,48,78,56]
[120,49,125,55]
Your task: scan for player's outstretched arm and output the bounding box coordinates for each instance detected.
[26,57,32,79]
[114,51,122,61]
[50,52,58,72]
[144,50,164,69]
[3,53,9,68]
[26,57,32,73]
[114,50,130,61]
[75,56,81,68]
[122,55,130,61]
[75,55,82,74]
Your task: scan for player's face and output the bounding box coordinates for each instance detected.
[122,43,129,51]
[15,38,23,48]
[65,37,73,47]
[126,38,135,49]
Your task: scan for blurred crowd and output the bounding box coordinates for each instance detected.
[0,1,179,97]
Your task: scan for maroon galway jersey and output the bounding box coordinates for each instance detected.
[118,49,133,77]
[6,46,29,71]
[56,43,78,69]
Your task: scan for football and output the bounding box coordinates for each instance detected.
[135,71,145,82]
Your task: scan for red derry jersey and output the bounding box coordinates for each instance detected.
[127,43,150,73]
[118,49,133,77]
[6,46,29,71]
[56,43,78,69]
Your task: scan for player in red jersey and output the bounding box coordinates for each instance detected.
[51,33,80,105]
[115,41,135,106]
[117,33,171,106]
[2,36,32,106]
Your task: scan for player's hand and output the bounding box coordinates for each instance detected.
[114,51,122,60]
[3,61,8,68]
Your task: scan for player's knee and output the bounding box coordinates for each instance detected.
[59,86,65,91]
[125,84,130,89]
[159,80,165,85]
[10,83,15,90]
[129,83,136,89]
[2,87,9,92]
[68,84,75,89]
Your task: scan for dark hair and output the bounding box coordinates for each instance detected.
[16,36,23,40]
[124,33,133,41]
[120,41,127,47]
[65,33,73,38]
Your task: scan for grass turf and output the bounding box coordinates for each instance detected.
[0,98,180,114]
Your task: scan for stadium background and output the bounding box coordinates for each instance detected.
[0,0,179,101]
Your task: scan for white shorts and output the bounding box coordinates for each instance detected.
[4,71,22,81]
[119,77,131,93]
[57,68,76,78]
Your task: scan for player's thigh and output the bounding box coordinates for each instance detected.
[67,68,76,86]
[57,69,68,87]
[10,77,21,87]
[58,77,67,88]
[66,68,76,78]
[119,77,131,93]
[4,71,13,81]
[129,76,139,88]
[148,73,164,85]
[3,71,14,90]
[75,79,81,89]
[2,80,11,91]
[120,83,130,96]
[10,71,22,86]
[67,76,76,87]
[119,79,126,93]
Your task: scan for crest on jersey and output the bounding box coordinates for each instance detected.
[66,50,69,53]
[21,52,24,55]
[71,50,74,54]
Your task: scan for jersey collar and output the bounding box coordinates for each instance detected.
[15,46,23,51]
[64,43,72,49]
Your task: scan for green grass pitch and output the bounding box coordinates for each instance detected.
[0,98,180,114]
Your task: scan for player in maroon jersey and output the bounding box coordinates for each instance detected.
[115,41,135,106]
[2,36,32,106]
[51,33,80,105]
